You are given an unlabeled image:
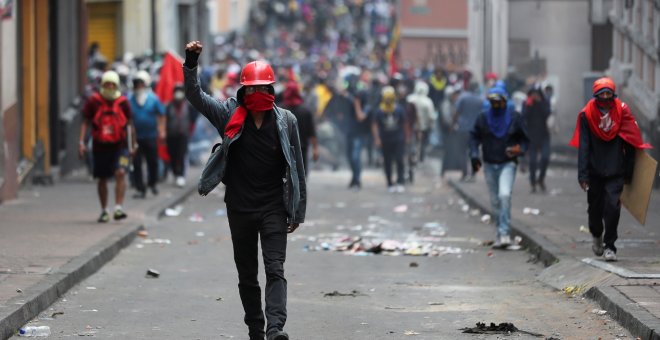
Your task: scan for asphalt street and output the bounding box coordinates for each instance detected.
[11,165,633,339]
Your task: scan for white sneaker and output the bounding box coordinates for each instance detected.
[603,249,617,262]
[396,185,405,193]
[492,235,511,249]
[387,186,397,193]
[175,176,186,187]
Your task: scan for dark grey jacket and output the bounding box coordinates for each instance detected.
[184,65,306,224]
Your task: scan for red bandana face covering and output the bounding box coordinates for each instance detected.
[224,92,276,138]
[244,92,275,112]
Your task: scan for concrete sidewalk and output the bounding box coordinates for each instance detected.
[449,166,660,339]
[0,168,199,340]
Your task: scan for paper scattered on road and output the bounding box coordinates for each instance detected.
[592,309,607,315]
[393,205,408,213]
[142,238,171,245]
[480,214,491,224]
[522,207,541,216]
[165,205,183,217]
[404,330,420,335]
[189,213,205,223]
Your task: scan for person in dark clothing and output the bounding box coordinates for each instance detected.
[372,86,408,192]
[569,77,651,262]
[280,81,319,173]
[165,84,199,187]
[184,41,306,340]
[344,78,370,189]
[470,87,530,249]
[522,87,552,193]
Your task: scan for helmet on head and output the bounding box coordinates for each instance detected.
[592,77,616,97]
[240,61,275,86]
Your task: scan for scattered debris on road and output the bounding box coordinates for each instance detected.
[164,205,183,217]
[146,269,160,278]
[323,290,363,297]
[189,213,204,223]
[591,309,607,315]
[523,207,542,216]
[142,238,171,245]
[460,322,544,337]
[137,230,149,238]
[403,330,420,335]
[409,262,419,268]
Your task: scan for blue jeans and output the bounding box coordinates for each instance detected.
[347,134,365,185]
[484,161,517,237]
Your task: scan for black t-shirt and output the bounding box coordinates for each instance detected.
[290,105,316,149]
[223,112,286,212]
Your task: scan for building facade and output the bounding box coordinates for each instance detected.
[399,0,469,70]
[609,0,660,134]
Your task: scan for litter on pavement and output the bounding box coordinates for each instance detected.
[323,290,363,297]
[146,269,160,278]
[142,238,171,245]
[592,309,607,315]
[522,207,541,216]
[460,322,544,337]
[189,213,205,223]
[164,205,183,217]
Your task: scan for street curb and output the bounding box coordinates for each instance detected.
[448,179,660,340]
[0,184,198,340]
[586,286,660,340]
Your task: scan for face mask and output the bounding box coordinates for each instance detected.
[100,87,119,100]
[244,92,275,112]
[173,91,185,101]
[595,97,614,111]
[135,89,147,106]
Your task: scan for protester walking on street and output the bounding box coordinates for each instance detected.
[406,80,436,163]
[183,41,306,340]
[344,77,370,190]
[129,70,166,198]
[523,87,552,193]
[452,82,483,181]
[280,80,319,174]
[372,86,408,193]
[470,87,530,248]
[165,84,198,187]
[79,71,137,223]
[569,77,652,262]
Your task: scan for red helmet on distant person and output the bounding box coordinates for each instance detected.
[592,77,616,96]
[240,61,275,86]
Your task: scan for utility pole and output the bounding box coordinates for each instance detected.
[151,0,156,55]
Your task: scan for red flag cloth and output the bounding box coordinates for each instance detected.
[569,98,652,149]
[155,52,184,105]
[157,139,171,162]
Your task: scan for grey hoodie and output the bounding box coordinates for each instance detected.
[406,81,436,131]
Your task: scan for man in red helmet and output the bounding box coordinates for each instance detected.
[570,77,652,262]
[184,41,306,340]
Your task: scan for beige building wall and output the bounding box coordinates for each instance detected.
[508,0,591,141]
[123,0,154,56]
[211,0,251,34]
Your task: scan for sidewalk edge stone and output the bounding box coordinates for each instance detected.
[0,184,197,340]
[586,286,660,340]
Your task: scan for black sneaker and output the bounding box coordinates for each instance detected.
[133,191,146,199]
[150,186,159,196]
[267,331,289,340]
[114,208,127,221]
[97,211,110,223]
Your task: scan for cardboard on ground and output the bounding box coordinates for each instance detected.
[621,150,658,225]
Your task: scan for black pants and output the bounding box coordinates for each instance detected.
[419,129,430,163]
[227,209,288,338]
[382,141,404,186]
[166,134,188,177]
[588,176,624,252]
[133,138,159,193]
[528,137,550,185]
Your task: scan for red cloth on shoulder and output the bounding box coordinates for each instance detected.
[224,106,248,139]
[569,98,651,149]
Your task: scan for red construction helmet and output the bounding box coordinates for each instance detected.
[240,61,276,86]
[592,77,616,96]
